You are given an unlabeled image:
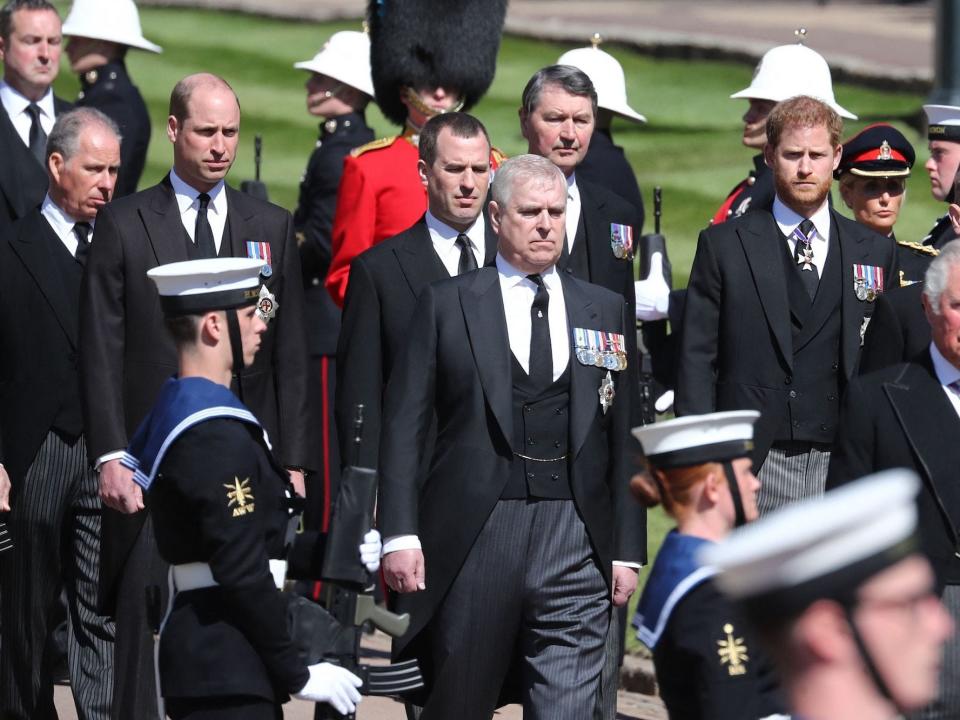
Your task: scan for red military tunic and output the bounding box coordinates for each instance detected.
[325,132,426,307]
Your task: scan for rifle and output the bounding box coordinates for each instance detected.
[635,187,672,424]
[240,134,269,201]
[310,404,423,719]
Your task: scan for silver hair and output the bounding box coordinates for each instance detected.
[46,107,121,162]
[490,153,565,208]
[923,239,960,315]
[521,64,598,119]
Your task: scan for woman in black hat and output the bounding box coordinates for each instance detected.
[631,411,786,720]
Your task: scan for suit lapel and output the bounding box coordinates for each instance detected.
[562,274,601,458]
[739,213,793,368]
[142,176,190,265]
[460,267,513,447]
[794,218,841,350]
[10,212,77,346]
[577,180,607,281]
[482,211,498,266]
[0,106,43,220]
[885,356,960,530]
[224,185,257,258]
[395,218,449,297]
[837,211,872,376]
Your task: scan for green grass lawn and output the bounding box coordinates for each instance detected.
[48,5,939,654]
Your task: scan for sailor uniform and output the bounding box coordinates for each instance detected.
[123,377,307,715]
[635,531,785,720]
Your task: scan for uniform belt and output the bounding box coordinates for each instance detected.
[172,559,288,591]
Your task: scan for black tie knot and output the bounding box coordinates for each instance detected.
[26,103,42,121]
[197,192,211,211]
[455,232,477,274]
[797,218,815,240]
[73,222,92,265]
[194,193,217,258]
[526,273,545,290]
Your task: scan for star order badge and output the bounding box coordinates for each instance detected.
[717,623,749,676]
[598,371,615,414]
[225,477,255,517]
[797,245,815,271]
[257,285,279,322]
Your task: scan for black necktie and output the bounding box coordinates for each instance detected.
[26,103,46,166]
[527,273,552,386]
[195,193,217,258]
[73,222,92,266]
[792,218,819,300]
[455,233,477,275]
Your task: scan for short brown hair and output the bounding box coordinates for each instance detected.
[163,314,201,348]
[169,73,238,124]
[419,112,490,167]
[0,0,56,41]
[766,95,843,149]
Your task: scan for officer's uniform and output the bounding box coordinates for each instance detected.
[712,156,775,225]
[76,61,151,197]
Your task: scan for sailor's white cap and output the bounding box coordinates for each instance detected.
[147,258,264,315]
[632,410,759,469]
[924,105,960,142]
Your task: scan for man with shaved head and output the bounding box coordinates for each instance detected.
[79,72,312,719]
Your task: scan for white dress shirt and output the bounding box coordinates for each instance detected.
[496,254,569,380]
[930,342,960,419]
[0,81,56,147]
[169,168,228,253]
[773,195,832,271]
[564,172,582,254]
[426,210,485,276]
[40,194,93,256]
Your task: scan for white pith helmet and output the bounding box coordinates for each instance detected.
[294,30,374,99]
[558,34,646,124]
[62,0,162,54]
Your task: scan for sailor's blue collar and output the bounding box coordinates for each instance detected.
[633,530,717,649]
[122,376,267,490]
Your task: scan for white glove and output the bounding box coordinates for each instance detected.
[634,251,671,321]
[654,390,674,414]
[359,529,382,574]
[294,662,363,714]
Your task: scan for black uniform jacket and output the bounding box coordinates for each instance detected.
[378,267,645,658]
[0,95,71,229]
[859,281,930,375]
[654,580,784,720]
[676,209,898,464]
[79,176,312,613]
[77,60,151,197]
[0,209,81,485]
[296,112,373,357]
[152,418,308,701]
[827,350,960,587]
[335,214,497,467]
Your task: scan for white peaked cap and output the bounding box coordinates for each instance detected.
[63,0,162,54]
[632,410,759,468]
[558,44,646,123]
[731,43,856,120]
[148,258,264,315]
[701,469,919,604]
[294,31,374,99]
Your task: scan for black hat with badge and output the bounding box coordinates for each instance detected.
[367,0,508,126]
[835,123,915,180]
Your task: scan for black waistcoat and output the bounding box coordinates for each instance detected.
[501,356,573,499]
[774,225,842,444]
[558,213,590,281]
[47,230,84,437]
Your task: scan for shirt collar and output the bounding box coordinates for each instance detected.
[495,253,560,290]
[0,81,54,119]
[40,194,91,241]
[566,171,580,203]
[169,167,227,216]
[772,195,831,239]
[930,341,960,388]
[425,209,485,247]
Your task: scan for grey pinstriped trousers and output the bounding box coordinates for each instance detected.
[0,431,114,720]
[756,442,831,516]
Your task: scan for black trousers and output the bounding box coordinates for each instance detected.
[166,695,282,720]
[0,431,114,720]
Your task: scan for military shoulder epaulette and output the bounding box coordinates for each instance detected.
[350,136,396,158]
[490,146,508,166]
[896,239,941,257]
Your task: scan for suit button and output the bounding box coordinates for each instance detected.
[527,473,534,479]
[554,440,561,448]
[551,473,560,481]
[827,394,836,401]
[789,390,797,398]
[793,420,800,428]
[528,438,536,445]
[784,376,792,385]
[524,405,532,414]
[565,267,573,274]
[556,408,564,415]
[820,424,829,432]
[832,362,839,371]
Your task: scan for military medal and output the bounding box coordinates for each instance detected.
[797,245,815,271]
[256,284,279,322]
[609,223,634,260]
[573,328,627,371]
[598,371,615,414]
[246,241,273,278]
[852,264,884,302]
